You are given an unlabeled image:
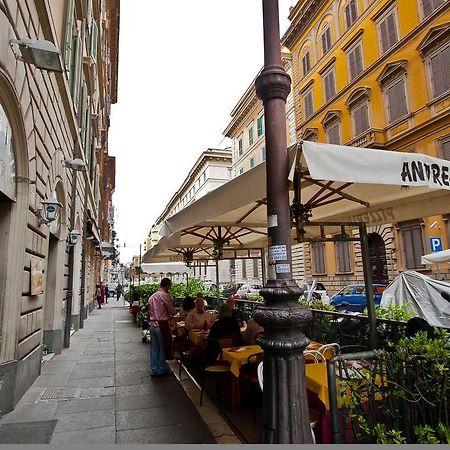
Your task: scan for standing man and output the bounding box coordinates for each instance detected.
[96,284,102,309]
[148,278,177,377]
[104,285,109,304]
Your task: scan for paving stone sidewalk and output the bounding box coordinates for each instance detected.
[0,300,215,444]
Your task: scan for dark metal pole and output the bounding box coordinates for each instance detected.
[79,180,89,329]
[253,0,312,443]
[138,244,142,285]
[64,167,78,348]
[360,223,377,349]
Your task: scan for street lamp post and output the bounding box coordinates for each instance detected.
[64,157,86,348]
[253,0,313,443]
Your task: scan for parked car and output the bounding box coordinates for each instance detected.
[235,283,263,300]
[107,282,117,297]
[330,284,386,312]
[299,280,329,304]
[203,281,217,292]
[221,282,244,297]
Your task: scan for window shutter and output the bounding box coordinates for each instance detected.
[379,19,389,53]
[441,138,450,160]
[71,31,82,112]
[90,19,98,62]
[430,49,449,97]
[348,50,357,81]
[302,52,311,76]
[350,0,357,24]
[262,146,266,161]
[322,28,331,55]
[257,116,263,136]
[354,102,369,135]
[253,259,259,278]
[387,13,398,49]
[422,0,433,16]
[313,244,325,274]
[304,91,313,118]
[327,122,340,144]
[324,71,336,102]
[63,0,75,71]
[354,45,363,76]
[345,4,351,29]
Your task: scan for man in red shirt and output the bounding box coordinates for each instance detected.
[148,278,177,376]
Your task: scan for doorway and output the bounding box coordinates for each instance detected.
[368,233,389,284]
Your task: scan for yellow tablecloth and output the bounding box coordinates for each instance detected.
[221,345,263,378]
[189,330,209,345]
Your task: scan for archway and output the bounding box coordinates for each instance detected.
[368,233,389,284]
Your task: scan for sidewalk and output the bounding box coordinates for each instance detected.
[0,300,215,444]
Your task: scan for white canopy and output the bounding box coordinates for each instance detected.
[144,141,450,263]
[421,249,450,265]
[141,262,195,275]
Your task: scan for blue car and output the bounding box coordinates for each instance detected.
[330,284,386,312]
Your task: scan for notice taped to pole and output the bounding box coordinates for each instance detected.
[269,245,287,262]
[275,263,290,274]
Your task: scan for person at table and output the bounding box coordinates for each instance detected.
[148,277,177,377]
[219,295,246,327]
[205,316,243,365]
[185,297,215,331]
[242,317,264,345]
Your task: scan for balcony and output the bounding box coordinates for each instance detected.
[346,128,386,148]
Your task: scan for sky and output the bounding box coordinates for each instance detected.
[109,0,294,263]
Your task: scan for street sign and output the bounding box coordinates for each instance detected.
[429,237,443,252]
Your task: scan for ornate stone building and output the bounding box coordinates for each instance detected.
[0,0,119,414]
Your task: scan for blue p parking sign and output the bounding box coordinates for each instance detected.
[429,237,443,252]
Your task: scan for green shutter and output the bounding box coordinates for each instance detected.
[90,20,98,62]
[257,116,263,137]
[71,30,82,111]
[80,83,88,145]
[63,0,75,71]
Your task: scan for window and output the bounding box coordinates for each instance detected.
[242,260,247,279]
[400,221,425,269]
[422,0,445,17]
[345,0,358,28]
[323,68,336,102]
[347,42,364,81]
[303,129,318,142]
[440,136,450,160]
[352,101,370,136]
[257,114,264,137]
[248,124,254,146]
[252,259,259,278]
[261,146,266,161]
[429,43,450,98]
[303,88,314,119]
[312,243,326,274]
[238,136,243,156]
[302,51,311,76]
[239,167,244,175]
[385,77,408,123]
[249,157,255,168]
[321,27,332,55]
[327,121,341,144]
[335,241,352,273]
[378,9,399,54]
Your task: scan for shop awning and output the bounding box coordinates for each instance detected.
[144,141,450,263]
[422,249,450,265]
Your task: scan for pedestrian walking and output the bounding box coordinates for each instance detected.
[96,284,102,309]
[99,281,105,305]
[148,277,177,377]
[116,284,123,301]
[104,285,109,304]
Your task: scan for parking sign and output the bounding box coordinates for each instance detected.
[429,237,443,252]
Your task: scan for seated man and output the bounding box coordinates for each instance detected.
[185,297,215,331]
[219,295,245,327]
[242,317,264,345]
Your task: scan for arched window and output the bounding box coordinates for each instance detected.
[299,40,314,77]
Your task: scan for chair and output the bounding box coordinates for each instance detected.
[240,352,264,423]
[304,349,326,363]
[199,337,233,412]
[318,343,340,360]
[257,361,319,443]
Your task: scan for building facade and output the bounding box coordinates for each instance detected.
[282,0,450,293]
[150,148,233,283]
[0,0,119,414]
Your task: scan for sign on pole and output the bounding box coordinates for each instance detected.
[429,237,443,252]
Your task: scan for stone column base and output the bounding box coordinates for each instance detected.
[43,328,63,355]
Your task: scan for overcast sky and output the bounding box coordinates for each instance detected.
[109,0,294,263]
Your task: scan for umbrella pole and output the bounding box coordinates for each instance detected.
[215,260,220,303]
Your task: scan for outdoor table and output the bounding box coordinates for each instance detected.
[189,330,209,345]
[221,345,263,408]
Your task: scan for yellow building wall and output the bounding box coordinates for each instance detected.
[285,0,450,288]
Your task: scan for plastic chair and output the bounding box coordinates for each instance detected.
[257,361,318,443]
[318,343,340,360]
[304,349,326,363]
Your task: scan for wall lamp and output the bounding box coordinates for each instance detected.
[63,158,87,172]
[68,229,81,246]
[38,192,63,226]
[9,38,63,72]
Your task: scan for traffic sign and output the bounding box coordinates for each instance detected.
[429,237,443,252]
